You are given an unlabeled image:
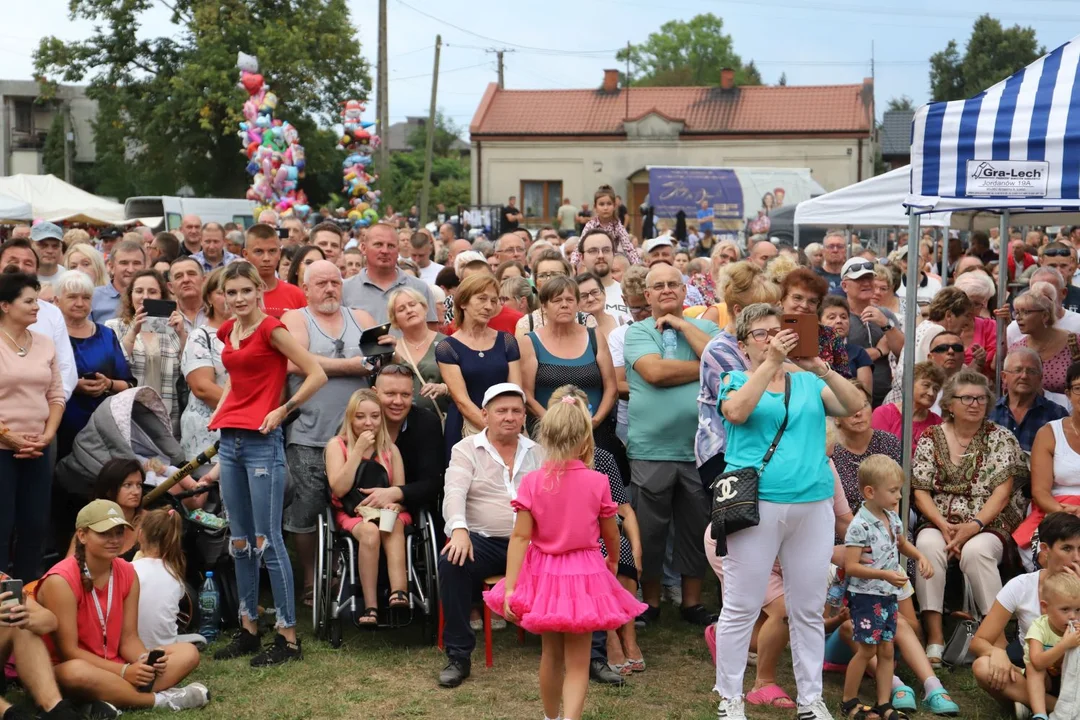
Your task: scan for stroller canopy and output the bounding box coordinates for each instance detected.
[56,387,186,497]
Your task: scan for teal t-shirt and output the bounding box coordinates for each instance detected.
[625,317,719,462]
[717,370,832,503]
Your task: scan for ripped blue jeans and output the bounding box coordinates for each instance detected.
[217,427,296,628]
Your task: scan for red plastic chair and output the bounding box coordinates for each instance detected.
[437,574,525,668]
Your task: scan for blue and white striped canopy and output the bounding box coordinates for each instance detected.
[907,34,1080,215]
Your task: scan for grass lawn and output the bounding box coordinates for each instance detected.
[177,603,1014,720]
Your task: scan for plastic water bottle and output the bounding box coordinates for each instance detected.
[826,567,847,608]
[198,572,221,642]
[661,328,678,359]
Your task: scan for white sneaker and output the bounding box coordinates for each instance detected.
[717,696,747,720]
[797,698,836,720]
[156,683,210,711]
[662,584,683,606]
[490,616,507,630]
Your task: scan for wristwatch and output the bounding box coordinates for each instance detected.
[884,319,896,331]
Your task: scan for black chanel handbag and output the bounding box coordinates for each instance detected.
[710,374,790,557]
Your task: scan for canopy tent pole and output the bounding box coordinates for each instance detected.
[942,232,950,286]
[846,227,852,257]
[901,212,921,535]
[794,223,800,249]
[995,211,1011,384]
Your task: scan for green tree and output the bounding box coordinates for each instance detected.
[929,15,1042,101]
[406,112,466,155]
[887,96,914,112]
[777,72,787,87]
[616,13,761,87]
[42,110,67,180]
[33,0,371,204]
[384,111,469,219]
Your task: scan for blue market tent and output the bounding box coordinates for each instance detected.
[898,35,1080,525]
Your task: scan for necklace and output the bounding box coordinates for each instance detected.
[0,326,29,357]
[407,330,431,352]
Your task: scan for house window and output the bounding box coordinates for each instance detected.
[521,180,562,222]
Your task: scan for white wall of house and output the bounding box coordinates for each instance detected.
[471,136,874,212]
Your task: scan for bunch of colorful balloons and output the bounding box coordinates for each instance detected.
[236,52,310,219]
[338,99,381,227]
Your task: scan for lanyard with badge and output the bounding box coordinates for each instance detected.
[89,568,114,651]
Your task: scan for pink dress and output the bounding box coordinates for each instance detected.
[330,437,412,534]
[483,460,647,634]
[871,402,942,454]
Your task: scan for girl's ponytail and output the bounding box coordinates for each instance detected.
[139,508,187,584]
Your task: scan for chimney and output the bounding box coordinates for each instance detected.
[720,68,735,90]
[602,69,619,93]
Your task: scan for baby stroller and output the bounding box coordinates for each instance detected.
[55,387,238,623]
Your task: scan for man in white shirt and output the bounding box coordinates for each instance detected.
[409,232,444,284]
[31,222,66,287]
[1007,266,1080,344]
[580,228,631,323]
[0,240,76,399]
[437,383,544,689]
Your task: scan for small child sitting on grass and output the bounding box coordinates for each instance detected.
[840,455,933,720]
[1024,572,1080,720]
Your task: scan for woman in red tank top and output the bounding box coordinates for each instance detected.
[36,500,207,711]
[324,389,408,625]
[207,262,327,666]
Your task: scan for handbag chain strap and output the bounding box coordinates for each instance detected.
[756,374,791,474]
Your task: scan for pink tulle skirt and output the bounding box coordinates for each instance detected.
[483,545,648,634]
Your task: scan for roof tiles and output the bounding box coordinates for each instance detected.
[470,82,873,137]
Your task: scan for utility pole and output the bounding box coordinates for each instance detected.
[419,35,441,226]
[625,40,631,121]
[62,101,73,183]
[376,0,389,183]
[486,48,514,89]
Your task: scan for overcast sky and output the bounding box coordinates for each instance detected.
[4,0,1080,137]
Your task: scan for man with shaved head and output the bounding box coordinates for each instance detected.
[748,239,778,269]
[447,239,472,269]
[281,259,391,597]
[624,262,719,627]
[178,214,202,256]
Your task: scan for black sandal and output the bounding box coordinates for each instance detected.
[357,607,378,626]
[872,702,908,720]
[388,590,409,608]
[839,698,875,720]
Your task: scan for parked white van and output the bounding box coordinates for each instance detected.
[124,196,257,231]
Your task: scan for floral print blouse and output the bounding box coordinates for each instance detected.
[911,421,1028,534]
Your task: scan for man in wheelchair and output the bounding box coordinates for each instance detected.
[436,384,545,689]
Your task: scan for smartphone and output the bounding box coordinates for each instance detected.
[143,299,177,318]
[80,372,100,380]
[781,313,820,359]
[359,322,394,357]
[0,579,23,610]
[139,649,166,692]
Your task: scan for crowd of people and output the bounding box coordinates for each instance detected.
[3,195,1080,720]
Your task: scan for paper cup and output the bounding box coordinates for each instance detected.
[378,508,399,533]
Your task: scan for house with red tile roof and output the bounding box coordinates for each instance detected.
[469,68,875,236]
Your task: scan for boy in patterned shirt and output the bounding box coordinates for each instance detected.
[840,455,933,720]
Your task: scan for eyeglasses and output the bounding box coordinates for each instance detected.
[1043,248,1074,258]
[628,304,651,315]
[1014,308,1046,319]
[1004,367,1041,376]
[535,271,564,281]
[747,328,781,342]
[953,394,989,406]
[379,364,415,378]
[583,247,613,257]
[1069,385,1080,396]
[580,289,604,301]
[649,281,683,292]
[930,343,964,354]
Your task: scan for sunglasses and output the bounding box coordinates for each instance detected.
[843,261,875,277]
[930,343,964,354]
[379,363,415,378]
[1042,248,1074,258]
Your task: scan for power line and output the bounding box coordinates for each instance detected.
[394,0,624,54]
[390,61,490,82]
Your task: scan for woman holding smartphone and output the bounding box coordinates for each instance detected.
[105,269,186,436]
[208,262,326,667]
[36,500,207,712]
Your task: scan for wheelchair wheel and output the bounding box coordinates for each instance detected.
[313,513,333,640]
[329,616,343,648]
[417,511,440,645]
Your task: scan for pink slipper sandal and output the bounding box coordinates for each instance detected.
[746,684,796,709]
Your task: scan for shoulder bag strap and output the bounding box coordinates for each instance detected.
[757,374,791,474]
[398,338,446,425]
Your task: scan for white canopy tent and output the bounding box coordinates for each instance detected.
[794,166,952,228]
[0,174,127,225]
[0,194,32,222]
[898,33,1080,528]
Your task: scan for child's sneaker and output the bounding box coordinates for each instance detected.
[155,684,210,711]
[716,696,746,720]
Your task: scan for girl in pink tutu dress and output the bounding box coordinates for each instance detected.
[484,385,647,720]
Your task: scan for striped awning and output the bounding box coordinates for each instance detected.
[907,34,1080,215]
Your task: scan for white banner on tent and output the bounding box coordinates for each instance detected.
[965,160,1049,197]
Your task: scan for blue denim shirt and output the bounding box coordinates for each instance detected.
[90,283,121,323]
[989,392,1068,453]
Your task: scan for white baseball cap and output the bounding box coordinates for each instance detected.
[642,237,675,254]
[841,257,876,280]
[482,382,526,408]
